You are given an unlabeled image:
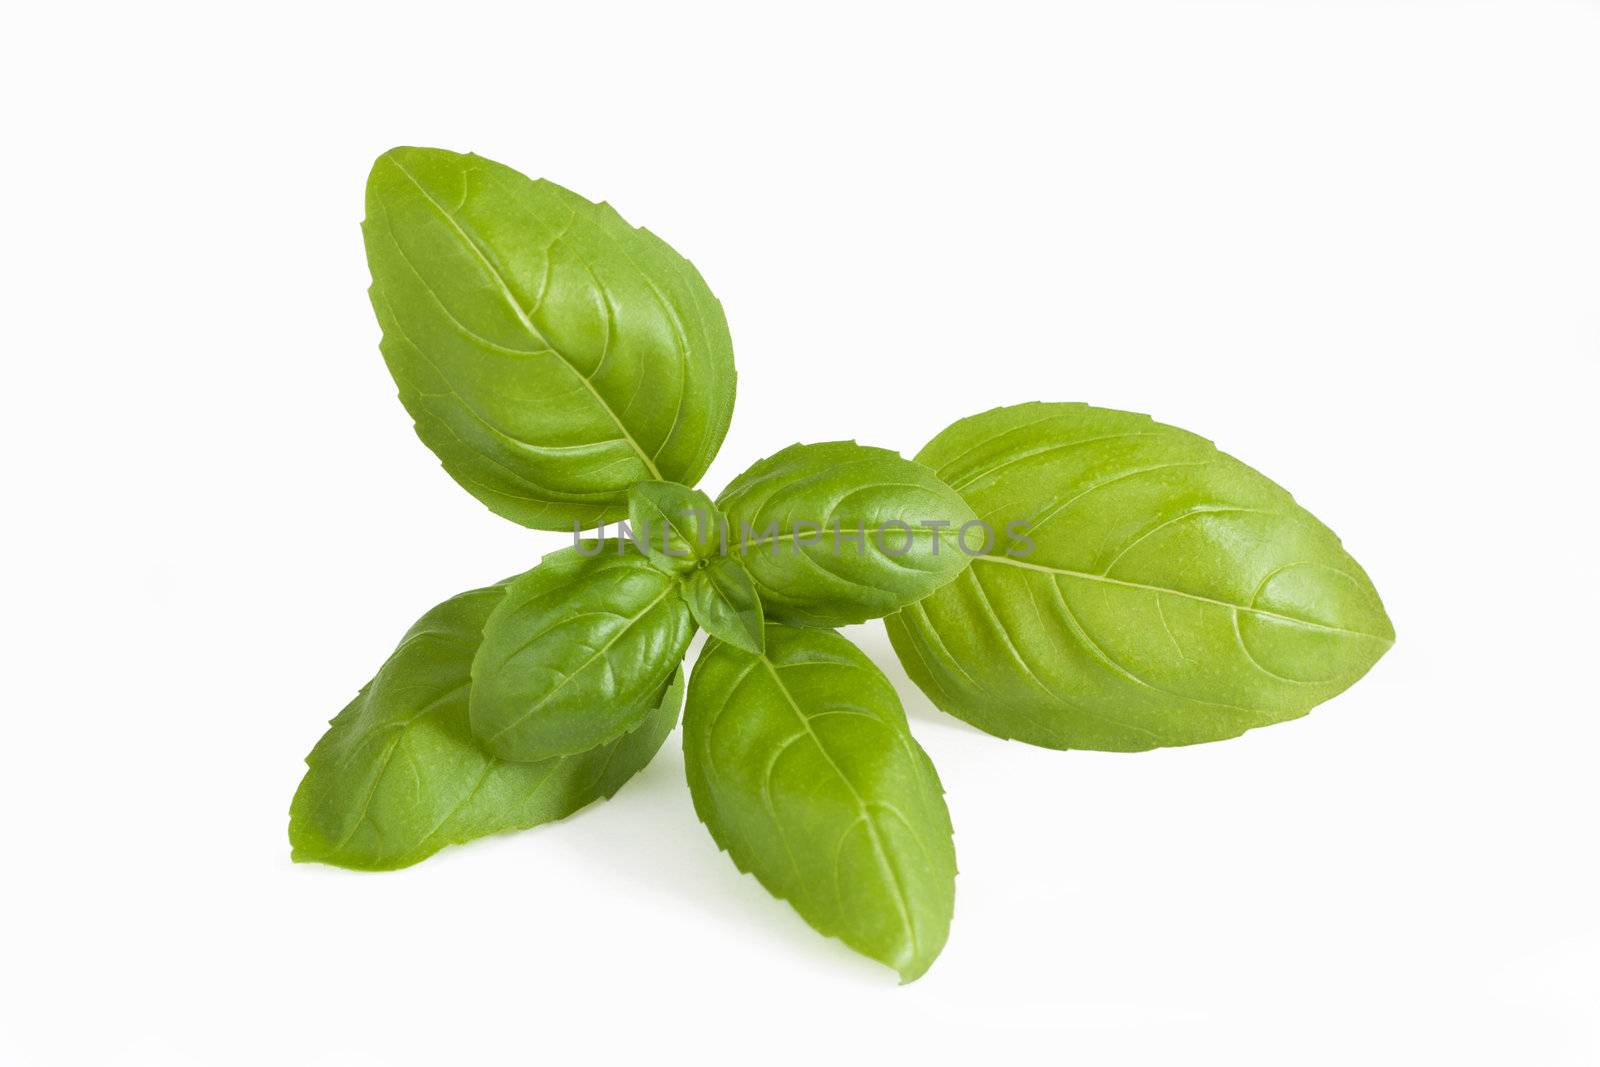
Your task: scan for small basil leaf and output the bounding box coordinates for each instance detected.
[470,546,694,761]
[886,402,1395,751]
[684,624,956,983]
[683,557,765,654]
[289,584,684,871]
[363,147,736,530]
[627,479,724,575]
[716,441,980,627]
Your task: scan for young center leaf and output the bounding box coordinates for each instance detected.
[716,441,980,627]
[885,403,1395,751]
[470,546,695,761]
[363,147,736,530]
[627,480,723,575]
[627,480,765,652]
[683,557,765,654]
[683,624,957,982]
[290,584,684,872]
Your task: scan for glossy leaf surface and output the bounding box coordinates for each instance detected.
[470,547,694,761]
[684,624,956,982]
[886,403,1395,750]
[364,147,736,529]
[716,441,979,627]
[290,584,683,871]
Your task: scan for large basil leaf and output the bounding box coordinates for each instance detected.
[470,546,694,761]
[684,624,956,982]
[885,403,1395,751]
[364,147,736,530]
[290,584,683,871]
[716,441,979,627]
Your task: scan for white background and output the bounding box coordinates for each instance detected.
[5,2,1596,1063]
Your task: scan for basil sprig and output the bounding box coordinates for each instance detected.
[292,148,1392,983]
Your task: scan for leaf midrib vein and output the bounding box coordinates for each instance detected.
[976,554,1393,642]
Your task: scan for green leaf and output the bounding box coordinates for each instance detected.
[683,557,765,654]
[716,441,980,627]
[470,546,694,761]
[885,403,1395,751]
[683,624,956,982]
[363,146,736,530]
[289,584,684,871]
[627,479,723,575]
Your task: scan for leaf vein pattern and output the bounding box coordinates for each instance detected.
[384,156,662,479]
[948,431,1167,491]
[1046,576,1259,719]
[482,586,678,741]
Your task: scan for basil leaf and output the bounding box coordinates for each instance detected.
[290,585,684,871]
[470,546,694,761]
[363,147,736,530]
[627,479,723,575]
[684,624,956,982]
[885,403,1395,751]
[683,557,765,654]
[716,441,979,627]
